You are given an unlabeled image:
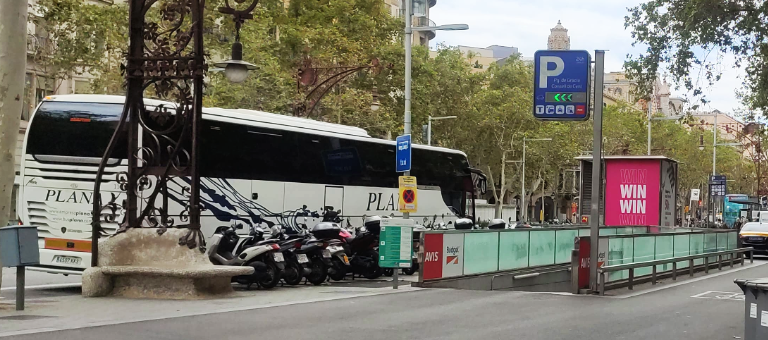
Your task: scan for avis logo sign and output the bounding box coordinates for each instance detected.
[424,252,439,262]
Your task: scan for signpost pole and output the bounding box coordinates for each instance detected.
[589,50,606,293]
[399,0,414,290]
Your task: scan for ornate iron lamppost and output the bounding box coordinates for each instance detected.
[294,58,388,118]
[91,0,260,266]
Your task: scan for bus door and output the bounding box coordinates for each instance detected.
[324,186,344,213]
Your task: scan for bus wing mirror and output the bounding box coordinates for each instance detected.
[479,178,487,195]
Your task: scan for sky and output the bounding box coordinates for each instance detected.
[429,0,746,115]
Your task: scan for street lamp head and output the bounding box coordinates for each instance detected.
[214,41,257,83]
[413,23,469,32]
[436,24,469,31]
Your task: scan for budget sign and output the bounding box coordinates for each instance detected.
[533,50,592,121]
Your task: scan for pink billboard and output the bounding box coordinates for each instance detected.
[604,159,661,226]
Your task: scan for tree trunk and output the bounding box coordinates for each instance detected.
[0,0,28,289]
[494,151,507,218]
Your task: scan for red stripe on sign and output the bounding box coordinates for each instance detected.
[422,233,443,280]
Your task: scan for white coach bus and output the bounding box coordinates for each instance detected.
[17,94,485,274]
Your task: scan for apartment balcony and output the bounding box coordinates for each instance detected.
[415,16,436,41]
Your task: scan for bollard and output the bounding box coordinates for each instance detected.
[16,266,25,311]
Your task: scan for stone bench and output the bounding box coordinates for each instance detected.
[83,228,253,299]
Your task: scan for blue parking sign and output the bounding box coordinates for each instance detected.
[396,135,411,172]
[533,50,592,121]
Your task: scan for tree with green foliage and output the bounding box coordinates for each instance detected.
[31,0,128,93]
[624,0,768,111]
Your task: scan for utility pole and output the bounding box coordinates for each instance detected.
[0,0,28,289]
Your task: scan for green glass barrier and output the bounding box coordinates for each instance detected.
[716,232,728,251]
[690,233,705,266]
[673,234,691,269]
[498,231,530,271]
[528,230,556,267]
[555,229,578,264]
[729,232,738,250]
[634,236,656,276]
[655,235,674,272]
[463,232,499,275]
[600,228,617,236]
[704,233,718,263]
[578,229,590,237]
[607,237,634,282]
[633,227,648,234]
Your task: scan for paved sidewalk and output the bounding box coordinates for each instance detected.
[0,281,419,338]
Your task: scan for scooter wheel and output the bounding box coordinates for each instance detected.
[361,251,383,280]
[383,268,394,277]
[257,261,282,289]
[283,260,303,286]
[329,258,347,281]
[307,258,327,286]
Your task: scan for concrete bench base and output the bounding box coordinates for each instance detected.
[81,228,253,300]
[83,266,252,299]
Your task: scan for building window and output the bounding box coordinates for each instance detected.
[22,73,33,121]
[35,76,55,104]
[75,80,92,94]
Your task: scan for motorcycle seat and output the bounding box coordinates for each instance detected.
[345,235,356,243]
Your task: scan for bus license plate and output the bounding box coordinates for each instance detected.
[273,253,284,262]
[322,250,331,258]
[297,254,309,263]
[53,255,82,266]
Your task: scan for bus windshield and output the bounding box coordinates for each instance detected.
[26,101,126,159]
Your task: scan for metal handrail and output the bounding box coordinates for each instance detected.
[597,247,754,295]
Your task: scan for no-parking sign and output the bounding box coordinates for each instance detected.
[399,176,417,213]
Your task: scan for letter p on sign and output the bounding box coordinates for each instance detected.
[538,56,564,88]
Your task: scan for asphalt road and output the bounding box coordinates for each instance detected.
[11,261,766,340]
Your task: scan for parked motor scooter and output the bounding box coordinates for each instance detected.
[271,227,312,286]
[207,222,285,289]
[336,215,382,280]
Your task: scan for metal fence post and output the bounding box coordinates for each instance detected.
[628,268,634,290]
[599,271,605,296]
[672,262,677,281]
[652,266,657,285]
[705,256,710,273]
[689,259,694,277]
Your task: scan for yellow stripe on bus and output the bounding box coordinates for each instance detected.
[44,238,91,253]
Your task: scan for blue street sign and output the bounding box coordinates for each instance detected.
[396,134,411,172]
[533,50,592,121]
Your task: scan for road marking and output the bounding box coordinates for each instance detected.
[608,261,767,299]
[0,283,81,291]
[691,291,745,301]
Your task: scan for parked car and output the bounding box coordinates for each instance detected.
[739,222,768,257]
